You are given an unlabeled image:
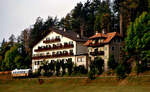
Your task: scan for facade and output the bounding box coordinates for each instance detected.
[32,28,88,72]
[84,32,122,71]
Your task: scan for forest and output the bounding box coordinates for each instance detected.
[0,0,150,78]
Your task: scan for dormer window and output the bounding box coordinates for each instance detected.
[98,39,101,43]
[92,41,95,44]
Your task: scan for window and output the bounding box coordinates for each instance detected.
[82,58,85,62]
[69,41,73,45]
[35,61,40,65]
[57,43,61,46]
[118,39,121,42]
[56,36,60,39]
[98,39,101,43]
[77,57,84,62]
[111,46,114,51]
[70,50,73,53]
[46,38,50,40]
[94,48,98,52]
[51,60,55,63]
[104,56,107,59]
[89,49,91,52]
[52,52,55,55]
[104,47,107,51]
[40,53,43,56]
[77,58,81,62]
[64,42,67,44]
[46,52,49,55]
[63,50,67,54]
[120,46,122,50]
[38,61,40,65]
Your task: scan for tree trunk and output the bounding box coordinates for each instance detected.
[80,24,84,37]
[120,8,123,37]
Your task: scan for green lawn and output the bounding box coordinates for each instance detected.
[0,76,150,92]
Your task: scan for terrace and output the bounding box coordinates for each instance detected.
[43,36,61,43]
[32,51,74,60]
[90,51,104,56]
[34,42,74,52]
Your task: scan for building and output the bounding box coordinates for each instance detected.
[32,28,88,72]
[84,31,123,71]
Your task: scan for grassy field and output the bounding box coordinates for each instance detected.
[0,75,150,92]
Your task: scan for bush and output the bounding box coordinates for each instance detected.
[66,58,73,75]
[115,64,126,79]
[88,63,96,80]
[136,60,147,74]
[73,65,79,73]
[33,71,40,77]
[48,61,55,75]
[78,65,88,74]
[94,57,104,75]
[60,60,66,76]
[108,54,118,70]
[44,72,53,77]
[73,65,88,74]
[56,61,61,76]
[40,69,45,76]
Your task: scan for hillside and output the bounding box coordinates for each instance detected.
[0,73,150,92]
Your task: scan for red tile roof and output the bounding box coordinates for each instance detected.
[89,33,107,39]
[84,40,93,46]
[84,32,122,46]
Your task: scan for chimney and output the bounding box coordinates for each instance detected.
[77,34,80,38]
[102,29,106,34]
[95,31,98,35]
[64,28,66,32]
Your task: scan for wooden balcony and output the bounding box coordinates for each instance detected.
[43,38,61,43]
[90,51,104,56]
[34,44,74,52]
[88,43,104,47]
[32,52,74,60]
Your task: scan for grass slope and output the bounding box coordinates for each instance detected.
[0,75,150,92]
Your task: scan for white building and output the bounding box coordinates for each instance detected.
[32,28,88,72]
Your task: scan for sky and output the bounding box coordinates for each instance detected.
[0,0,87,43]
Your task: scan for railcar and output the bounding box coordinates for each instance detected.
[11,69,32,77]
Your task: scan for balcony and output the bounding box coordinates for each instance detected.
[88,42,104,47]
[32,52,74,60]
[43,38,61,44]
[90,51,104,56]
[34,43,74,52]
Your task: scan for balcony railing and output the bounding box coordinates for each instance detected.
[34,44,74,52]
[88,43,104,47]
[32,52,74,60]
[90,51,104,56]
[43,38,61,43]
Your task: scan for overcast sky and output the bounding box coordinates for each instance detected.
[0,0,87,43]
